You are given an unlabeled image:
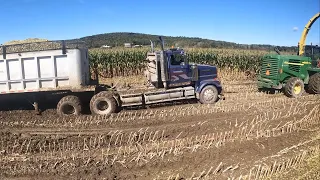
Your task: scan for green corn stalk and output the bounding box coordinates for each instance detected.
[89,47,268,78]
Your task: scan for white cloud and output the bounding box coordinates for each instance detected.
[293,27,298,32]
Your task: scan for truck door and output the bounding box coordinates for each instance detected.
[168,53,192,87]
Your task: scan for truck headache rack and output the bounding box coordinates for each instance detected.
[0,40,86,59]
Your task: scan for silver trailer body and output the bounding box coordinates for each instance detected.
[0,48,90,94]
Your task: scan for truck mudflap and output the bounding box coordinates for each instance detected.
[219,89,226,100]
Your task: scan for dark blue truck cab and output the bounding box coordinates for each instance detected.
[89,37,225,116]
[142,37,224,105]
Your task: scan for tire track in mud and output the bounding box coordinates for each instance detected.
[1,122,319,180]
[2,98,316,144]
[0,81,319,179]
[1,94,317,132]
[0,103,319,179]
[0,95,318,157]
[162,138,320,180]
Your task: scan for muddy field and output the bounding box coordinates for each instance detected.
[0,80,319,180]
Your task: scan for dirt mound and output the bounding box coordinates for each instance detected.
[3,38,49,45]
[1,38,62,54]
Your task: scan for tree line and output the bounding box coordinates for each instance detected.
[70,32,298,52]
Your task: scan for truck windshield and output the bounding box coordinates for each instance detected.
[170,53,185,65]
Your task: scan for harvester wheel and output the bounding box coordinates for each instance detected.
[284,77,304,98]
[199,85,218,104]
[57,95,82,116]
[90,91,117,116]
[308,73,320,94]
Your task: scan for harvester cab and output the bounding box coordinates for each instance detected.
[304,45,320,67]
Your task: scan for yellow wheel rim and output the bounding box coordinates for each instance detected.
[294,84,302,94]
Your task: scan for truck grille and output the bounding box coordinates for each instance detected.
[261,58,278,76]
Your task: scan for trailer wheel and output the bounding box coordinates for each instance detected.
[57,95,82,116]
[199,85,218,104]
[90,91,117,116]
[284,77,304,98]
[308,73,320,94]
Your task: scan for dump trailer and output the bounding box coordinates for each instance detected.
[0,40,99,115]
[0,37,224,116]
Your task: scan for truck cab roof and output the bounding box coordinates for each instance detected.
[164,48,185,55]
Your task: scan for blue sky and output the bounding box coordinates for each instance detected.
[0,0,319,46]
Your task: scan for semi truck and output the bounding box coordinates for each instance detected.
[0,37,224,116]
[257,12,320,98]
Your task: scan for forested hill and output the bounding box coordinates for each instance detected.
[76,32,298,52]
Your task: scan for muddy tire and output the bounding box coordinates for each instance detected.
[308,73,320,94]
[199,85,218,104]
[90,91,117,116]
[57,95,82,116]
[284,77,304,98]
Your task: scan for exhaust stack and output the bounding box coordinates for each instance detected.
[158,36,168,88]
[150,40,154,53]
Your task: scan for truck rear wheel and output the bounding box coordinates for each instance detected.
[199,85,218,104]
[308,73,320,94]
[284,77,304,98]
[57,95,82,116]
[90,91,117,116]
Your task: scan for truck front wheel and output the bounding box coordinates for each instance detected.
[308,73,320,94]
[199,85,218,104]
[57,95,82,116]
[90,91,117,116]
[284,77,304,98]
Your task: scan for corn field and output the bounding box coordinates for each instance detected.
[89,48,274,78]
